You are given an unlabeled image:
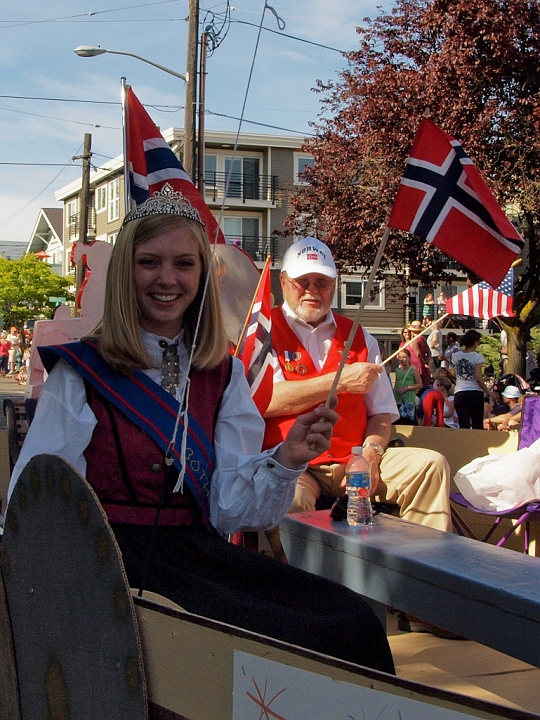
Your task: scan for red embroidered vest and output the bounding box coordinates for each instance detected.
[84,360,230,526]
[263,308,369,465]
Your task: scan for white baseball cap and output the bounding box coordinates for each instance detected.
[281,237,337,279]
[502,385,522,399]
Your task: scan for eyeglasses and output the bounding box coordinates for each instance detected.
[285,275,335,292]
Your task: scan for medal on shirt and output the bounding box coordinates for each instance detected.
[292,352,302,361]
[295,364,308,375]
[284,351,294,372]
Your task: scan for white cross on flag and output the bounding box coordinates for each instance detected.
[388,119,523,287]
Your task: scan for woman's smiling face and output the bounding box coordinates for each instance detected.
[134,225,202,339]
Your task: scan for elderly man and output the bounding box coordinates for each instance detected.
[263,237,452,533]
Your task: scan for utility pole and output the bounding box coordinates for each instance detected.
[73,133,92,305]
[197,31,208,194]
[184,0,199,182]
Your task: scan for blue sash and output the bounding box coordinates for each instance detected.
[38,342,216,527]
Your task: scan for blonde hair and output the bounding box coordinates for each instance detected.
[88,214,229,374]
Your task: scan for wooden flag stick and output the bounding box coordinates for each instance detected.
[233,255,271,357]
[381,312,450,367]
[323,226,391,408]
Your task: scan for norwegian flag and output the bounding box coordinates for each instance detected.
[237,258,273,415]
[124,86,261,346]
[388,118,523,288]
[125,86,225,244]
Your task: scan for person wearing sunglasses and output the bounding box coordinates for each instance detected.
[263,237,451,534]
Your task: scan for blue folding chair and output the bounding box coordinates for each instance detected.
[450,394,540,555]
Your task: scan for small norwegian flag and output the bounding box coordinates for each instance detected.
[388,119,523,287]
[236,258,273,415]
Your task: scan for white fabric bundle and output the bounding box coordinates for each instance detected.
[454,438,540,512]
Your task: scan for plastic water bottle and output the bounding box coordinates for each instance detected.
[345,446,372,527]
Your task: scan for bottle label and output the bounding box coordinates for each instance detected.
[346,471,370,489]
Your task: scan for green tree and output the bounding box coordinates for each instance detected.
[0,254,73,331]
[285,0,540,376]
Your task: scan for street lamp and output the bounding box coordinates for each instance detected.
[74,46,188,82]
[74,46,196,179]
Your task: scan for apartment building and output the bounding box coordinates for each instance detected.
[28,128,469,354]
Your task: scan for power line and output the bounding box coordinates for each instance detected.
[0,0,186,30]
[0,162,82,166]
[0,94,312,135]
[206,110,313,136]
[0,94,120,105]
[230,18,346,53]
[0,106,118,129]
[0,158,79,230]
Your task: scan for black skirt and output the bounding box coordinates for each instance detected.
[111,523,395,675]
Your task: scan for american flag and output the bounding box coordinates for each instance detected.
[124,86,225,244]
[236,258,273,415]
[388,119,523,288]
[446,269,514,319]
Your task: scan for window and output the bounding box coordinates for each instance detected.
[341,278,384,310]
[225,156,260,199]
[107,233,118,245]
[66,198,79,227]
[294,153,315,185]
[96,185,107,212]
[107,178,120,222]
[204,154,218,186]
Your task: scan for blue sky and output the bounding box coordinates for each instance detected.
[0,0,392,247]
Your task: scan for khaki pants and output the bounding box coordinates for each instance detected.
[288,447,451,532]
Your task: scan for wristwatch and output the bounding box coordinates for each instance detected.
[363,442,385,457]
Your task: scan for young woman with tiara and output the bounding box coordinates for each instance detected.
[8,184,394,674]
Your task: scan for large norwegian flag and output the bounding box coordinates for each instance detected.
[388,118,523,288]
[236,258,273,416]
[124,86,261,348]
[125,86,225,244]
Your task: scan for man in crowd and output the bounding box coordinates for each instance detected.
[263,237,452,533]
[443,332,461,369]
[487,385,523,431]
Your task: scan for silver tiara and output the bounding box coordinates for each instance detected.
[122,183,203,226]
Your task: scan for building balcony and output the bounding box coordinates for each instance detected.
[203,172,278,205]
[67,208,97,242]
[225,235,278,264]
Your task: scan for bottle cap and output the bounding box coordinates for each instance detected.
[351,446,364,454]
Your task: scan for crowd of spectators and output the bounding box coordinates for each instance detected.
[393,321,538,433]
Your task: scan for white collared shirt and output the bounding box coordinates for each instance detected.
[273,303,399,420]
[9,331,300,534]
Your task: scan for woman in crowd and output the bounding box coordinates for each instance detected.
[0,331,11,377]
[393,348,422,424]
[8,185,394,674]
[6,326,21,376]
[403,320,432,390]
[422,292,435,321]
[433,366,455,395]
[452,329,495,429]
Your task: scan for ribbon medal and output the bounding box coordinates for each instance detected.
[284,351,294,373]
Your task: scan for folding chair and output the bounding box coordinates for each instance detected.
[450,394,540,554]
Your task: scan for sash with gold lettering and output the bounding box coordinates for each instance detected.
[39,341,217,529]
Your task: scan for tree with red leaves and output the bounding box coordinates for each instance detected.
[286,0,540,376]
